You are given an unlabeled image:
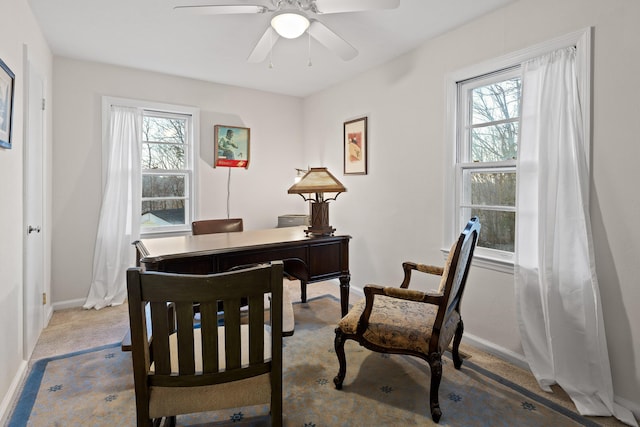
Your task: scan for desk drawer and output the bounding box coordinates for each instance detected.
[309,241,343,277]
[217,246,307,272]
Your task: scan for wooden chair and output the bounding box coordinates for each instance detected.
[333,217,481,423]
[192,218,243,235]
[127,261,284,427]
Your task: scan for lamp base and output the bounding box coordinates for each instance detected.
[305,201,336,237]
[304,225,336,237]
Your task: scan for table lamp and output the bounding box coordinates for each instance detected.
[287,167,346,236]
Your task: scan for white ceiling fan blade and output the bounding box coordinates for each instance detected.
[247,26,280,63]
[173,4,268,15]
[314,0,400,14]
[308,20,358,61]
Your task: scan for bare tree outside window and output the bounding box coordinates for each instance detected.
[141,114,189,229]
[460,74,521,252]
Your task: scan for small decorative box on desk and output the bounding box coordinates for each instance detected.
[277,214,310,228]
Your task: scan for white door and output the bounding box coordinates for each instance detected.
[23,58,45,359]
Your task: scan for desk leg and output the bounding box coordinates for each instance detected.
[339,274,350,317]
[300,280,307,303]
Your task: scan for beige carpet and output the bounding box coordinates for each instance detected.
[9,278,627,426]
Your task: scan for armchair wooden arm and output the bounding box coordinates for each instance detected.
[400,261,445,288]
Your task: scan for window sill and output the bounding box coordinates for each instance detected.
[440,249,515,274]
[140,229,191,239]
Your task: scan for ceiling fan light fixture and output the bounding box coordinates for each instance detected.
[271,12,310,39]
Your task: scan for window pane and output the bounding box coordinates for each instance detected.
[471,208,515,252]
[142,175,185,198]
[470,171,516,206]
[143,116,186,144]
[142,143,185,170]
[471,121,518,162]
[141,200,185,226]
[471,78,521,124]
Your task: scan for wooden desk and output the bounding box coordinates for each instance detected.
[134,226,351,316]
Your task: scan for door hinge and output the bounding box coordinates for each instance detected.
[41,98,46,111]
[42,292,47,305]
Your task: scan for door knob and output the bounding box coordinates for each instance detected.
[28,225,41,234]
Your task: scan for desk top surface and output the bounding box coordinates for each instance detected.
[136,226,350,263]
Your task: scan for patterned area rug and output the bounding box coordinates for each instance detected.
[9,294,600,427]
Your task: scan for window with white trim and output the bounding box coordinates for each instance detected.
[445,28,591,270]
[457,68,521,257]
[102,97,199,236]
[141,111,193,234]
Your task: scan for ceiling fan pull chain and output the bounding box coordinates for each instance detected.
[269,30,274,68]
[307,30,312,67]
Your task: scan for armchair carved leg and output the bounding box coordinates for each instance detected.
[333,328,347,389]
[452,319,464,369]
[428,352,443,423]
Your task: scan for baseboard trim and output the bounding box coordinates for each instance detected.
[463,333,640,422]
[462,332,529,370]
[52,298,86,311]
[0,359,28,425]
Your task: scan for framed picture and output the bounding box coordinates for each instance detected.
[0,58,15,149]
[344,116,367,175]
[214,125,250,168]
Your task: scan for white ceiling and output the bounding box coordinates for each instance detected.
[27,0,516,97]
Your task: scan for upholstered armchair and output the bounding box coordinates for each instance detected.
[333,217,480,423]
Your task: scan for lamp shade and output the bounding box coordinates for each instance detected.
[271,12,310,39]
[287,167,346,195]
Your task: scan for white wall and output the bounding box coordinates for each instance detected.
[0,0,53,420]
[303,0,640,414]
[3,0,639,421]
[51,58,307,306]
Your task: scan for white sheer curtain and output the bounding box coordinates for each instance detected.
[84,106,142,310]
[515,47,637,426]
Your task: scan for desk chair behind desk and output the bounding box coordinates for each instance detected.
[191,218,294,335]
[192,218,307,305]
[192,218,243,235]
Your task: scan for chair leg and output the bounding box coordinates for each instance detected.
[428,352,443,423]
[333,328,347,389]
[452,319,464,369]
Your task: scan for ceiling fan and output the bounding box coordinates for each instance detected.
[174,0,400,63]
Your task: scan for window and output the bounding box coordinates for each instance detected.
[141,111,193,234]
[457,69,521,257]
[444,28,591,271]
[102,97,199,236]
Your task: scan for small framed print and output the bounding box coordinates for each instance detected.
[0,58,15,149]
[214,125,250,168]
[344,117,367,175]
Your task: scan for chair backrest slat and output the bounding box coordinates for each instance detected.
[248,294,266,365]
[175,301,196,374]
[199,300,220,373]
[222,297,242,370]
[149,301,172,375]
